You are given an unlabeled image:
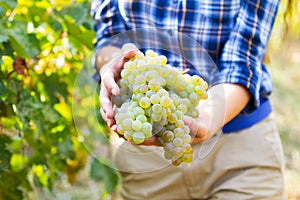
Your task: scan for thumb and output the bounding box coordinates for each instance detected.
[183,115,207,140]
[122,43,138,58]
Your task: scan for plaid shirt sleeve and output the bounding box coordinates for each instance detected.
[91,0,128,81]
[91,0,126,51]
[215,0,280,110]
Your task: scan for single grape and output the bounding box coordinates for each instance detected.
[164,151,173,160]
[124,131,133,140]
[190,92,200,104]
[122,118,133,131]
[135,74,146,86]
[136,114,147,123]
[182,134,192,144]
[145,70,158,81]
[195,85,204,95]
[144,107,152,117]
[139,96,151,108]
[175,110,184,120]
[182,153,193,163]
[119,79,129,88]
[177,104,188,114]
[132,120,143,131]
[152,104,163,114]
[124,61,136,71]
[166,124,176,131]
[162,130,174,142]
[145,49,158,57]
[167,113,177,124]
[158,116,168,126]
[117,124,124,135]
[151,112,162,122]
[148,81,161,92]
[182,143,193,153]
[160,96,172,108]
[150,93,160,104]
[191,75,202,85]
[172,147,183,159]
[163,142,174,152]
[173,138,183,147]
[174,128,184,138]
[175,120,184,128]
[172,158,182,166]
[139,84,149,94]
[133,106,145,117]
[186,84,195,93]
[141,122,152,134]
[158,55,167,66]
[132,132,145,144]
[146,90,155,97]
[157,88,169,97]
[183,125,190,134]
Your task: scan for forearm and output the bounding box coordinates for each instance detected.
[199,83,251,135]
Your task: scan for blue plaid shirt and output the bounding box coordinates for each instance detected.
[91,0,279,113]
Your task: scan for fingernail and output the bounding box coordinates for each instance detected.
[112,87,117,95]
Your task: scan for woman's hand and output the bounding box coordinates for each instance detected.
[185,83,251,143]
[99,43,137,131]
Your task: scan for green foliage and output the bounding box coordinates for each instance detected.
[90,158,119,194]
[0,0,118,199]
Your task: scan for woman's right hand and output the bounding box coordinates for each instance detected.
[99,43,137,132]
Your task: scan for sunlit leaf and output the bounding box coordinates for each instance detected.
[32,164,48,187]
[10,154,29,171]
[61,4,87,26]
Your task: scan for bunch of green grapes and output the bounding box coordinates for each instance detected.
[113,50,208,166]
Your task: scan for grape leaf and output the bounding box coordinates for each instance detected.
[7,23,40,58]
[42,74,68,105]
[66,19,95,50]
[61,4,87,26]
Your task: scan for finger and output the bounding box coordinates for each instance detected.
[191,135,207,144]
[102,71,120,96]
[111,124,118,132]
[183,116,207,139]
[140,136,159,146]
[99,86,115,119]
[100,107,108,122]
[100,106,115,126]
[100,102,116,129]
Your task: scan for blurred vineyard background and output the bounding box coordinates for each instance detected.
[0,0,299,199]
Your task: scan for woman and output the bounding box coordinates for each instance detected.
[92,0,285,199]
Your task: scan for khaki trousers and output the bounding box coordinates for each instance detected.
[113,116,285,200]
